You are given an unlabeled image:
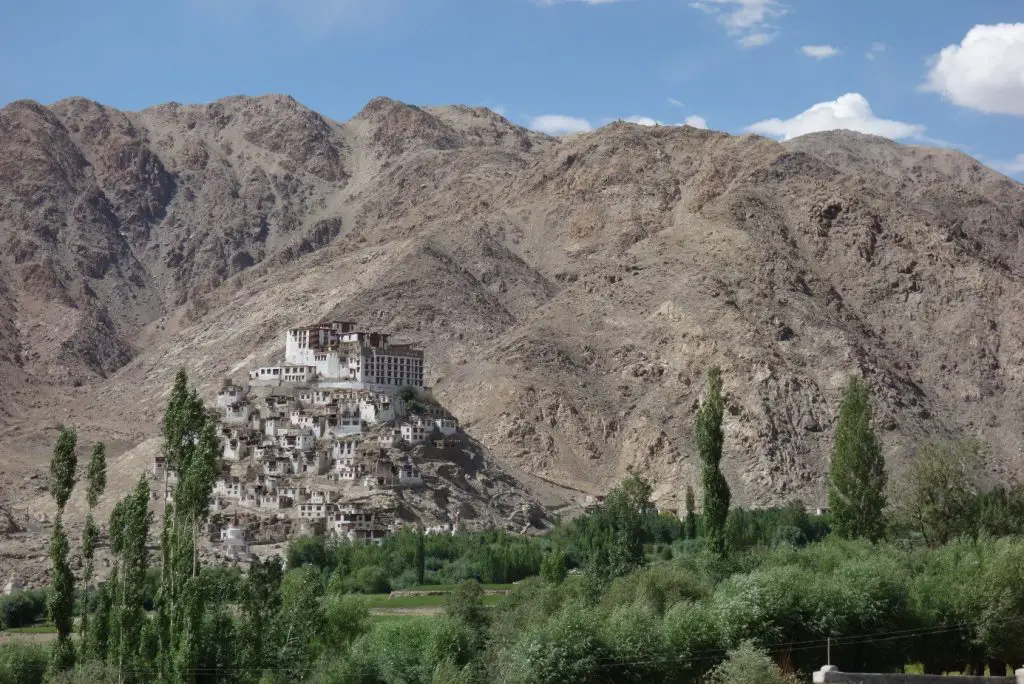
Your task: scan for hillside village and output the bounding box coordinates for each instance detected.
[154,321,550,558]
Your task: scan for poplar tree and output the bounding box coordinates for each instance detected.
[684,485,698,540]
[697,366,730,556]
[48,426,78,674]
[238,557,284,682]
[81,441,107,654]
[156,369,217,683]
[415,527,426,586]
[828,376,887,541]
[109,477,152,682]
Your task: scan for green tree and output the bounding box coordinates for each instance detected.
[897,441,981,547]
[415,527,426,586]
[684,485,698,540]
[606,473,654,575]
[80,442,107,656]
[446,580,488,632]
[156,370,218,683]
[828,376,887,541]
[276,566,326,682]
[50,427,78,511]
[540,549,568,584]
[697,366,730,555]
[84,582,113,662]
[321,594,369,648]
[48,426,78,675]
[237,557,283,682]
[48,519,76,673]
[108,477,153,682]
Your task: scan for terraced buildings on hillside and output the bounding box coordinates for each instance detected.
[154,321,461,550]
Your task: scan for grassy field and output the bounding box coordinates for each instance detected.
[395,583,516,592]
[364,593,507,610]
[362,585,512,618]
[3,624,57,634]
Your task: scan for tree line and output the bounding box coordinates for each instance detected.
[3,367,1024,681]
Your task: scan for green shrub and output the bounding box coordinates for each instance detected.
[501,604,609,684]
[600,601,670,683]
[708,640,798,684]
[352,565,390,594]
[0,642,48,684]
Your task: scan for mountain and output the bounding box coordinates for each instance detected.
[0,94,1022,525]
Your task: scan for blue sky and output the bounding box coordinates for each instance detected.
[2,0,1023,177]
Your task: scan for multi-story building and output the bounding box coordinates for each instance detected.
[283,321,425,390]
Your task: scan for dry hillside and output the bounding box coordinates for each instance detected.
[0,93,1022,538]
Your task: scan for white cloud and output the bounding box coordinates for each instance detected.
[667,97,685,108]
[619,114,709,129]
[746,93,925,141]
[530,111,710,135]
[923,23,1024,116]
[623,116,661,126]
[801,45,840,59]
[865,42,886,60]
[739,32,777,48]
[530,115,593,135]
[989,154,1024,176]
[691,0,786,48]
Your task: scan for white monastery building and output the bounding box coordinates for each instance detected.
[163,320,462,547]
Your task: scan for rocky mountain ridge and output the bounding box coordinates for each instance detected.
[0,94,1022,537]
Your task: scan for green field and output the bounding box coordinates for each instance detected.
[364,593,507,610]
[3,624,57,634]
[396,583,516,592]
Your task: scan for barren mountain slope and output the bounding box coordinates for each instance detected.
[0,95,1022,526]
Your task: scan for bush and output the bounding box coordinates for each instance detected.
[662,599,722,681]
[446,580,488,632]
[600,601,670,683]
[0,642,48,684]
[708,640,798,684]
[353,565,390,594]
[540,549,568,585]
[47,661,121,684]
[501,604,610,684]
[322,594,369,646]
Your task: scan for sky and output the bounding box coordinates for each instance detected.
[1,0,1023,178]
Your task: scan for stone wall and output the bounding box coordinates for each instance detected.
[813,665,1024,684]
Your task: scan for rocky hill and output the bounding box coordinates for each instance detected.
[0,94,1022,538]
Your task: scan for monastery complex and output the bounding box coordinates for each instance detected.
[153,321,479,557]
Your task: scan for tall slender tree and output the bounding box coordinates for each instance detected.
[684,484,698,540]
[156,370,215,683]
[828,376,887,541]
[81,441,108,654]
[237,557,284,682]
[697,365,730,556]
[48,426,78,674]
[109,477,153,683]
[415,526,426,586]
